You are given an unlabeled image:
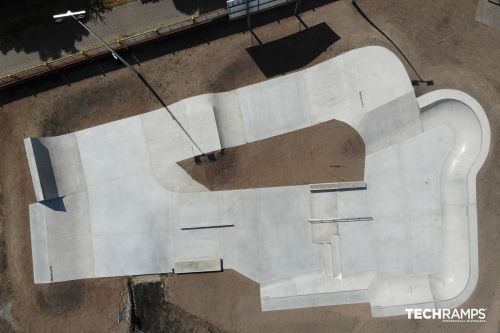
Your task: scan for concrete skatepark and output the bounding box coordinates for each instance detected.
[24,46,490,317]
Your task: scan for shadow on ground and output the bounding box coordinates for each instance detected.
[0,0,338,106]
[247,22,340,77]
[36,280,86,314]
[172,0,228,15]
[0,0,227,61]
[0,0,114,60]
[131,279,224,332]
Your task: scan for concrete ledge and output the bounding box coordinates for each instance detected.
[174,258,222,274]
[261,289,369,311]
[310,181,367,192]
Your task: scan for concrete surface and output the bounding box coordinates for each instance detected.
[476,0,500,30]
[24,46,490,317]
[174,258,222,274]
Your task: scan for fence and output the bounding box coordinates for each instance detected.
[0,8,228,89]
[227,0,296,20]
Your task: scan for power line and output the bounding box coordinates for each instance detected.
[351,1,433,86]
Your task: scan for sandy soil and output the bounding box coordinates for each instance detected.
[0,0,499,332]
[179,120,364,190]
[130,277,224,333]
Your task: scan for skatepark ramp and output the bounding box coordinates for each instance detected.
[23,47,490,318]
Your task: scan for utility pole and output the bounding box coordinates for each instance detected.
[52,10,205,155]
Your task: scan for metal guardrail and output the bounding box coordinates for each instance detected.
[0,8,228,89]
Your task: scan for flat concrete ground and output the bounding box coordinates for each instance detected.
[0,0,499,332]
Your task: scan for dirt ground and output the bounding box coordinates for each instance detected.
[179,120,364,191]
[130,277,224,333]
[0,0,499,332]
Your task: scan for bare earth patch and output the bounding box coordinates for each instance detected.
[179,119,364,191]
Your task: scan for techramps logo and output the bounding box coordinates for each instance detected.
[405,308,487,323]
